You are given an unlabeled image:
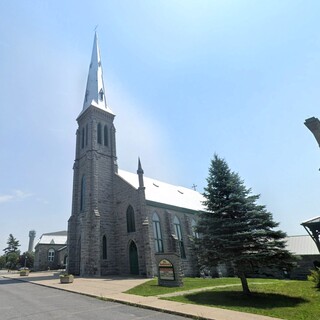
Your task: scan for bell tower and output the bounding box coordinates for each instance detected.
[68,33,117,276]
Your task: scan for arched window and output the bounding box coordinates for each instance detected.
[99,89,104,101]
[191,219,199,238]
[48,248,55,262]
[152,213,163,253]
[97,123,102,144]
[126,205,136,233]
[85,123,88,146]
[80,175,86,212]
[81,127,85,149]
[173,216,186,258]
[104,125,108,147]
[102,235,107,260]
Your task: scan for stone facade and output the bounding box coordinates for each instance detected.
[67,34,204,277]
[34,231,67,271]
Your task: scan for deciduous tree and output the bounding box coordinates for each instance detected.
[19,251,34,269]
[5,252,20,270]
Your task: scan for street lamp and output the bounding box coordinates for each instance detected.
[301,217,320,253]
[304,117,320,147]
[303,116,320,253]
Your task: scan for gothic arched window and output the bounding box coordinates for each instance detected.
[80,175,86,212]
[173,216,186,258]
[104,125,108,147]
[126,205,136,233]
[48,248,55,262]
[102,235,107,260]
[97,123,102,144]
[152,213,163,253]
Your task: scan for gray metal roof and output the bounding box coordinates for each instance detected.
[285,235,319,255]
[36,231,67,246]
[43,231,67,236]
[301,216,320,225]
[117,169,206,212]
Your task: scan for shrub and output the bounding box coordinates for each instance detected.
[59,273,73,278]
[308,268,320,288]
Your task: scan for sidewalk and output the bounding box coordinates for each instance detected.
[2,271,280,320]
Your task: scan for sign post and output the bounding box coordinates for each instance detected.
[156,253,183,287]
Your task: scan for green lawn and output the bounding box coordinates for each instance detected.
[126,277,281,296]
[126,277,320,320]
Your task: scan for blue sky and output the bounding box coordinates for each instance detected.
[1,0,320,252]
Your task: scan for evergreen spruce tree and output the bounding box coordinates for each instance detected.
[196,154,296,294]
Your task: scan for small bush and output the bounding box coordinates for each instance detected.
[308,268,320,288]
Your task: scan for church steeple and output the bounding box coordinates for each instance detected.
[68,33,118,276]
[82,32,113,114]
[137,157,144,189]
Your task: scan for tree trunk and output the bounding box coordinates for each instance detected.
[239,272,251,295]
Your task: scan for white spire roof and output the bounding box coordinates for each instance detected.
[82,33,113,114]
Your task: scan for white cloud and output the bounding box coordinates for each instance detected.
[0,194,14,203]
[0,190,33,204]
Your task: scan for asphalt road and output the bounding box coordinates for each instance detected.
[0,277,187,320]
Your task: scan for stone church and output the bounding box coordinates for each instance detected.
[67,33,205,277]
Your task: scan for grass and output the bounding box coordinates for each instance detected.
[126,277,280,296]
[126,277,320,320]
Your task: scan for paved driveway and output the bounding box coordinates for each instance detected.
[0,277,187,320]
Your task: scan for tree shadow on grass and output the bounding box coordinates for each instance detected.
[180,290,308,309]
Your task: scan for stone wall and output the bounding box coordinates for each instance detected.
[113,174,151,276]
[34,244,67,271]
[146,204,199,277]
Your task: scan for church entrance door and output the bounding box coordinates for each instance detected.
[129,241,139,275]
